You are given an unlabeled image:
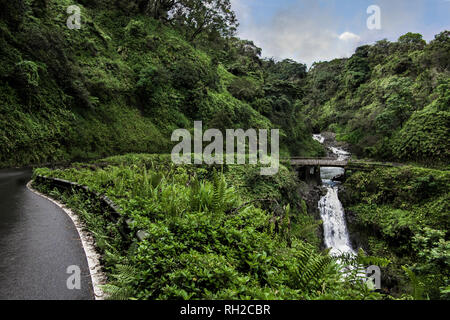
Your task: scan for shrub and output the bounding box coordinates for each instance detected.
[227,77,262,102]
[125,19,148,38]
[14,60,39,90]
[392,105,450,162]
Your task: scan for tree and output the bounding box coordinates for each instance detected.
[224,39,263,76]
[397,32,426,52]
[114,0,179,17]
[236,40,262,58]
[227,78,262,102]
[344,54,370,89]
[369,39,393,66]
[392,105,449,162]
[145,0,180,20]
[426,31,450,71]
[115,0,238,42]
[375,76,414,134]
[172,0,238,41]
[0,0,27,29]
[265,59,307,82]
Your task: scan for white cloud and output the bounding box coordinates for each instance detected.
[233,2,362,66]
[339,32,361,42]
[231,0,444,66]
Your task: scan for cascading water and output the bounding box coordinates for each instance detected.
[314,134,355,257]
[312,134,325,144]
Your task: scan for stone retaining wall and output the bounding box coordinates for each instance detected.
[33,175,148,241]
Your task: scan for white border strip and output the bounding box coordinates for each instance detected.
[27,180,107,300]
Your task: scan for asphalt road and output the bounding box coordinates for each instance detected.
[0,168,93,300]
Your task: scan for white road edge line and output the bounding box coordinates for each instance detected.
[27,180,107,300]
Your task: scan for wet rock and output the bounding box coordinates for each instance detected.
[338,186,368,252]
[298,181,328,248]
[319,132,351,158]
[332,173,345,182]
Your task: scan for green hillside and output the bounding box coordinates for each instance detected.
[0,0,322,168]
[303,32,449,164]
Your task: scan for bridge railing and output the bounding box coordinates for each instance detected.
[283,157,337,161]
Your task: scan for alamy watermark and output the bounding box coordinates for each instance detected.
[66,265,81,290]
[67,5,81,30]
[367,5,381,30]
[171,121,279,176]
[365,265,381,290]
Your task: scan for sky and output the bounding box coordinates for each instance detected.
[231,0,450,66]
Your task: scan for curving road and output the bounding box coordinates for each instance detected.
[0,168,93,300]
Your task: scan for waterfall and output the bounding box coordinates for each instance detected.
[319,183,355,256]
[314,134,355,257]
[312,134,325,144]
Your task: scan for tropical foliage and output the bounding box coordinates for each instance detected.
[342,166,450,299]
[2,0,449,301]
[303,32,449,164]
[0,0,322,168]
[33,154,381,300]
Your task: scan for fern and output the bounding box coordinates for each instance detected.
[402,265,426,300]
[281,204,291,242]
[101,264,139,300]
[293,243,332,291]
[101,284,133,300]
[189,177,201,212]
[356,248,391,268]
[212,169,226,214]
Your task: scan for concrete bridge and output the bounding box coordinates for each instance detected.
[287,157,399,184]
[290,157,349,167]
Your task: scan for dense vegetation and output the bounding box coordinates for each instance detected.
[33,154,382,300]
[0,0,322,168]
[2,1,447,166]
[303,32,449,164]
[2,0,448,301]
[303,32,450,300]
[342,166,449,300]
